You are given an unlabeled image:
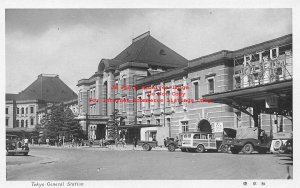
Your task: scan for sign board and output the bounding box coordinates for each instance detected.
[212,122,223,133]
[266,96,278,108]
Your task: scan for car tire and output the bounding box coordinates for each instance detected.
[142,144,150,151]
[220,145,228,153]
[181,148,187,152]
[242,143,254,154]
[24,152,28,156]
[196,145,205,153]
[168,144,176,152]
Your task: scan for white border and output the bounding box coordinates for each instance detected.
[1,1,300,188]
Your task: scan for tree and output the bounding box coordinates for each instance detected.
[106,109,126,139]
[40,103,83,139]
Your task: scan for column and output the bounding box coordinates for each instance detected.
[107,71,115,116]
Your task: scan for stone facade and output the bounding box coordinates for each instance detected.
[77,32,293,145]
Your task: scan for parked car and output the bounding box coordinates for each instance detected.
[270,132,293,154]
[165,138,180,152]
[137,141,158,151]
[229,127,271,154]
[6,135,29,156]
[219,128,237,153]
[179,132,222,153]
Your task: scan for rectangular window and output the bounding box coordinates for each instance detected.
[21,108,24,114]
[208,79,214,94]
[167,118,171,127]
[31,107,34,114]
[147,93,151,110]
[177,88,182,105]
[137,96,142,111]
[235,111,241,128]
[30,118,34,125]
[6,118,9,126]
[156,119,160,125]
[194,82,199,99]
[26,120,28,127]
[235,77,241,89]
[156,92,160,108]
[17,108,19,114]
[6,107,8,114]
[26,107,28,114]
[182,125,189,132]
[16,120,19,127]
[122,97,126,112]
[166,90,171,107]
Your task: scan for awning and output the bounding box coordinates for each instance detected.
[203,79,292,118]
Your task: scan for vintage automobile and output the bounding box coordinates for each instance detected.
[165,138,180,152]
[137,140,158,151]
[219,128,237,153]
[178,132,222,153]
[6,135,29,156]
[270,132,293,154]
[229,127,271,154]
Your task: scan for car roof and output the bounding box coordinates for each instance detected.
[180,132,213,134]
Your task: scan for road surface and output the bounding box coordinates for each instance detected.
[6,146,293,180]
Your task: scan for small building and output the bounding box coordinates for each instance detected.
[6,74,78,138]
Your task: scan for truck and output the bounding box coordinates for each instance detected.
[137,141,158,151]
[229,127,271,154]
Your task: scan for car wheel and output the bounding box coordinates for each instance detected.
[230,147,240,154]
[242,143,254,154]
[24,152,28,156]
[148,146,152,151]
[196,145,205,153]
[181,148,187,152]
[142,144,150,151]
[220,145,228,153]
[168,144,176,152]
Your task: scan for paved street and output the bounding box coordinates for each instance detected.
[6,145,293,180]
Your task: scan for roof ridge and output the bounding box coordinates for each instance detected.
[135,35,150,62]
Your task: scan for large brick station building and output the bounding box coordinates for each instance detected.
[77,32,292,146]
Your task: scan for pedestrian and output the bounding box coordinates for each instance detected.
[72,138,75,147]
[24,137,29,147]
[46,138,49,146]
[38,138,42,146]
[133,137,138,148]
[115,137,119,148]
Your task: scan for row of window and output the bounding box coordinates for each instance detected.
[6,107,35,115]
[9,118,35,127]
[136,80,215,111]
[138,118,171,126]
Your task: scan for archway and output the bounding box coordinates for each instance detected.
[198,119,212,132]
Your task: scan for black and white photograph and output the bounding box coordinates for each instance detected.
[2,1,299,188]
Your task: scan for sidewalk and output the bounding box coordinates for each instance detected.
[107,144,168,151]
[30,144,168,151]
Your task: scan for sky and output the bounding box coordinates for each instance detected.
[5,9,292,94]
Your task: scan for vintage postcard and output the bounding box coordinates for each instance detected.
[1,1,299,188]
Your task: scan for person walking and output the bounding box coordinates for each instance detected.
[133,137,138,148]
[24,137,29,147]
